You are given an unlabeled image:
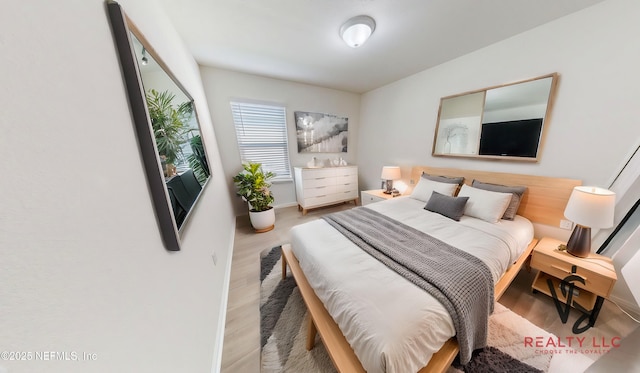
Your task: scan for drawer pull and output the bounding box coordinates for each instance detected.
[551,265,587,281]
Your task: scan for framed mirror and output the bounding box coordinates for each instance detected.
[107,1,211,251]
[432,73,558,161]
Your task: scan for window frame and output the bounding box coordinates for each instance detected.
[230,100,292,182]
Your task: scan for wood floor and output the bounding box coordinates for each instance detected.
[220,203,639,373]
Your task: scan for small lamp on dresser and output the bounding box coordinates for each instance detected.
[380,166,401,194]
[563,186,616,257]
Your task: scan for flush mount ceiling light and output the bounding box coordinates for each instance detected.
[340,15,376,48]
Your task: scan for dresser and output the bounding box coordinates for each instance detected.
[294,166,358,215]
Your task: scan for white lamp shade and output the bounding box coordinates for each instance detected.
[340,15,376,48]
[380,166,401,180]
[564,186,615,228]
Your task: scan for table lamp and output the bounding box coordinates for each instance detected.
[563,186,616,257]
[381,166,401,194]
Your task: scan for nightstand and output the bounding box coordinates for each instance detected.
[530,237,617,331]
[360,189,398,206]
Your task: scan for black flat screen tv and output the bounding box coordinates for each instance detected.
[478,118,543,158]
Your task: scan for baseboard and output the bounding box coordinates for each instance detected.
[210,226,236,373]
[609,294,640,320]
[274,202,298,209]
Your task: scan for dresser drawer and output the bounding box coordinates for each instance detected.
[531,251,614,298]
[305,194,339,207]
[334,189,358,199]
[304,176,335,188]
[336,174,357,185]
[303,185,336,198]
[335,167,357,177]
[335,182,357,193]
[301,168,335,180]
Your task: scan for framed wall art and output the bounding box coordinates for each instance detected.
[294,111,348,153]
[107,1,211,251]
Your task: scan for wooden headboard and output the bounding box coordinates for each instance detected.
[409,166,581,227]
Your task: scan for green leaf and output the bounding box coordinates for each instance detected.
[232,162,276,212]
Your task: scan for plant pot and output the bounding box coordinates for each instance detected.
[249,207,275,233]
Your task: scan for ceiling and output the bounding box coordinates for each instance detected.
[159,0,604,93]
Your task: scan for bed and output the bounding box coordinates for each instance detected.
[281,166,581,373]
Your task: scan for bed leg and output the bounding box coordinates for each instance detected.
[281,248,287,280]
[306,315,317,350]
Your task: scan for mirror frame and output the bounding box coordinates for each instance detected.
[432,73,559,162]
[107,1,211,251]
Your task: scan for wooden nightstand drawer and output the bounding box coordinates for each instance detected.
[530,250,615,298]
[360,189,395,206]
[362,193,384,204]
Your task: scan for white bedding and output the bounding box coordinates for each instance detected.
[290,196,534,373]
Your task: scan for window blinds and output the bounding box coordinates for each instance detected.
[230,101,292,180]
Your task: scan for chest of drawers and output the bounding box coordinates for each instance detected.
[294,166,358,215]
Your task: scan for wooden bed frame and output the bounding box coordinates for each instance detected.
[281,166,581,373]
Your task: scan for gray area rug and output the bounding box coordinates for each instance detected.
[261,246,555,372]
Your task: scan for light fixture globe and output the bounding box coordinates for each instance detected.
[340,15,376,48]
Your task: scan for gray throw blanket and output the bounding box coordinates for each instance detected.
[322,207,494,365]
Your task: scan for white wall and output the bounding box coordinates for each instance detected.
[359,0,639,191]
[359,0,640,312]
[0,1,235,372]
[618,227,640,315]
[200,67,361,216]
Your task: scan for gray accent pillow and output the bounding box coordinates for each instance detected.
[471,180,527,220]
[425,191,469,221]
[421,172,464,186]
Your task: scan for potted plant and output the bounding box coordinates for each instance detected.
[233,162,276,232]
[187,134,210,184]
[145,89,193,176]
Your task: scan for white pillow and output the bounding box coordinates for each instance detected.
[457,184,512,223]
[410,178,458,202]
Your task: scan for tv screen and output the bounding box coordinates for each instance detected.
[478,118,543,157]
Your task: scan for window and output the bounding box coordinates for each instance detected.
[230,101,292,180]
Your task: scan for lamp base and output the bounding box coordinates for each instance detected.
[384,180,394,194]
[566,224,591,258]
